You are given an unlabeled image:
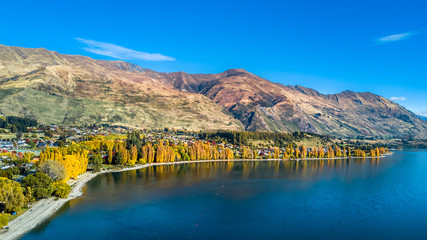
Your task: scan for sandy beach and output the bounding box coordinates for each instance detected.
[0,171,100,240]
[0,156,385,240]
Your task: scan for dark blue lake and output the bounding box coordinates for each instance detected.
[21,150,427,240]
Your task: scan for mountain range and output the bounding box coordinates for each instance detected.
[1,44,426,138]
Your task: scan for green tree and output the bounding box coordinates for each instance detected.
[59,134,67,142]
[0,170,12,179]
[29,140,36,148]
[44,130,53,138]
[53,182,71,198]
[126,131,142,149]
[11,124,18,133]
[22,152,34,163]
[0,177,26,212]
[179,147,190,161]
[21,172,54,199]
[89,154,103,173]
[0,214,8,228]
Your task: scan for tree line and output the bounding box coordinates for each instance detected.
[198,130,330,147]
[82,131,389,170]
[0,116,37,133]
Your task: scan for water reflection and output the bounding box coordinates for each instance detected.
[91,158,385,193]
[23,156,398,240]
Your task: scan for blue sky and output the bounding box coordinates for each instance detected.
[1,0,426,115]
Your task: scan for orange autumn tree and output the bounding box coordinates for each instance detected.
[140,142,155,163]
[327,146,335,158]
[335,146,342,157]
[319,147,325,158]
[300,146,307,158]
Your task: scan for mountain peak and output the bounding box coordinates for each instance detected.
[223,68,250,76]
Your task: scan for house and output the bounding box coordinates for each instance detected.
[1,164,12,170]
[21,163,34,169]
[0,141,13,149]
[36,141,47,148]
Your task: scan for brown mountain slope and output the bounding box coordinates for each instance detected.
[0,45,243,130]
[162,69,427,138]
[0,45,426,138]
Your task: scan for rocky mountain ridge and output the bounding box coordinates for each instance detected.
[1,44,426,138]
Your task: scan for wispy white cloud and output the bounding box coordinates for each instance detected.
[374,31,419,45]
[390,96,407,101]
[76,38,175,61]
[416,111,427,117]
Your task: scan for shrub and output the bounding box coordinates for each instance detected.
[89,154,103,173]
[0,214,8,228]
[53,182,71,198]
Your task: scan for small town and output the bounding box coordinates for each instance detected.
[1,119,392,181]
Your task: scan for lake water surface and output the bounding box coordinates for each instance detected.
[21,150,427,240]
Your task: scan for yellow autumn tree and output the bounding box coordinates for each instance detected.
[327,146,335,158]
[300,146,307,159]
[129,145,138,165]
[39,144,88,180]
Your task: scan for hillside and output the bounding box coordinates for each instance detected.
[161,69,427,138]
[0,45,243,131]
[0,44,426,138]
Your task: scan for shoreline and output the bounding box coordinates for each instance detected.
[0,155,386,240]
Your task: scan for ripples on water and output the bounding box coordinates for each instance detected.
[22,151,427,240]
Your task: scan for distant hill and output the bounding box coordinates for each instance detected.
[418,115,427,121]
[1,44,426,138]
[0,45,243,131]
